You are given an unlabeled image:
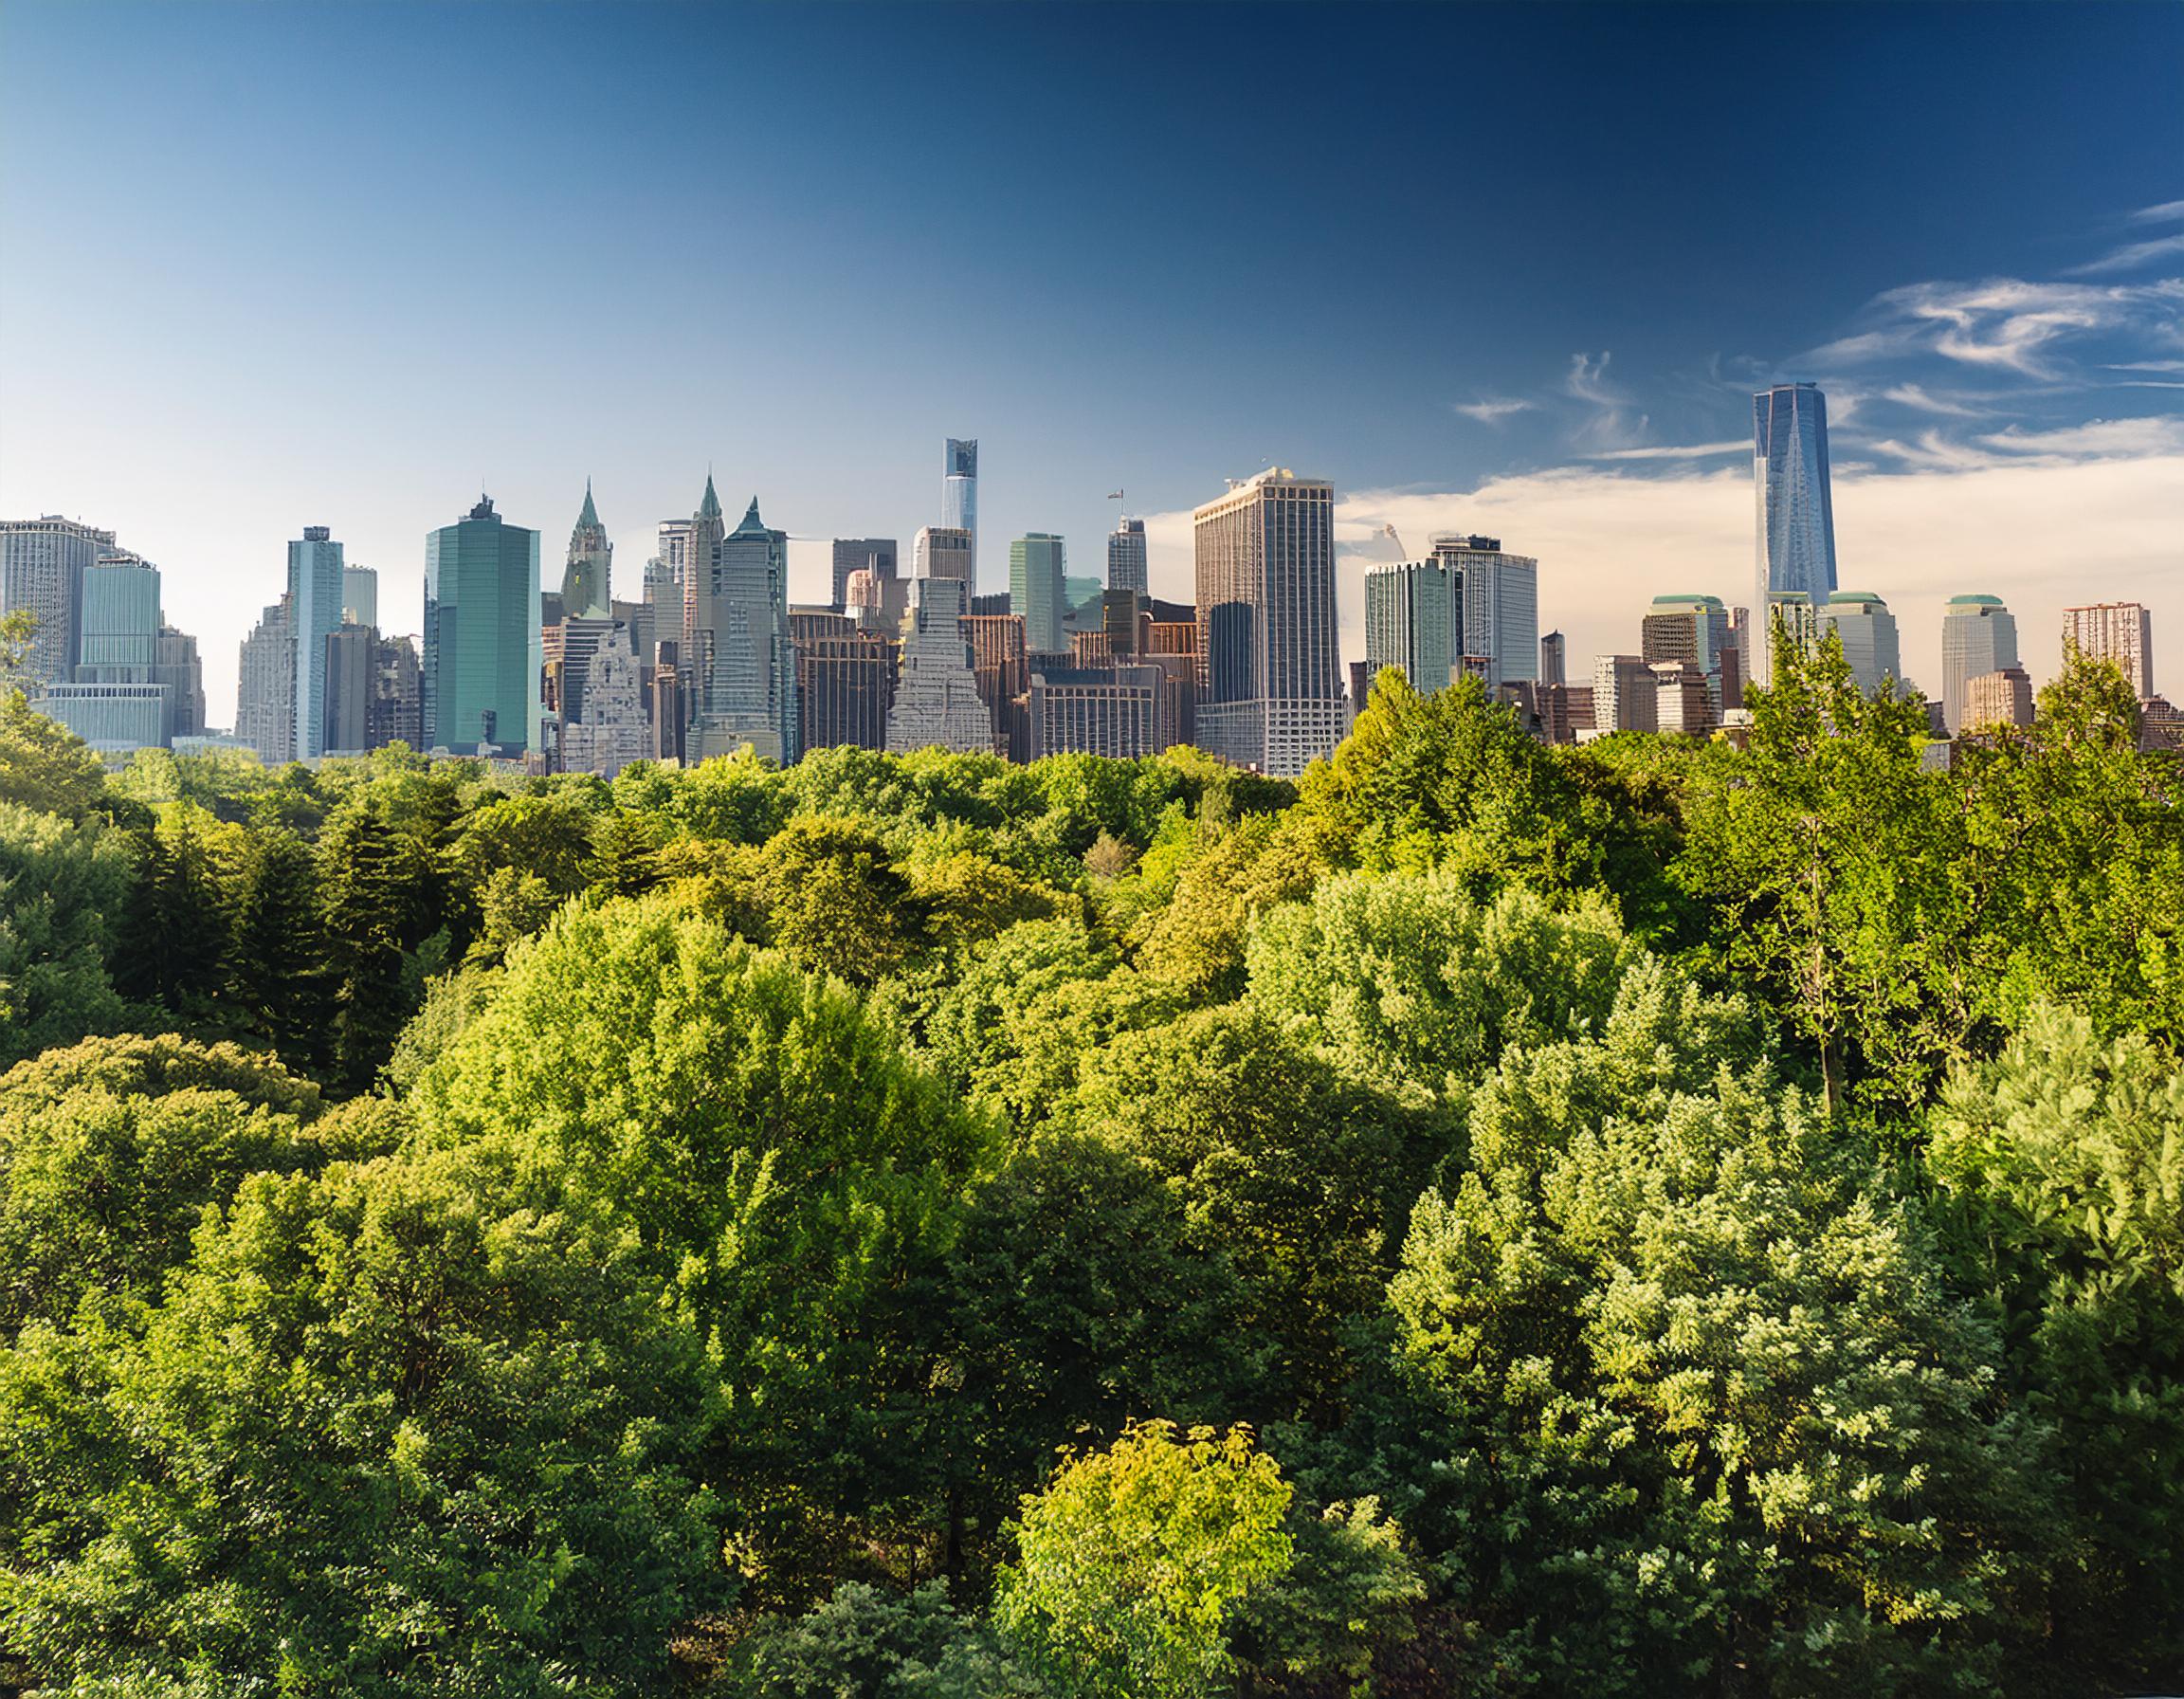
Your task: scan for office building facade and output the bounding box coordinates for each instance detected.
[792,612,897,753]
[1192,467,1342,776]
[1010,533,1068,654]
[1820,591,1902,694]
[1592,654,1659,735]
[560,627,647,777]
[1363,557,1455,695]
[1963,667,2034,732]
[1939,594,2019,735]
[1754,383,1838,682]
[2064,601,2155,697]
[1108,517,1148,594]
[287,526,345,759]
[1540,630,1566,687]
[1028,665,1164,759]
[913,525,974,588]
[341,564,378,630]
[424,495,541,757]
[236,596,297,764]
[1437,534,1537,691]
[1,516,115,685]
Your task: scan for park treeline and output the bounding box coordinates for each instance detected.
[0,641,2178,1697]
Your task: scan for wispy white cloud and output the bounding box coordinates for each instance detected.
[1803,277,2184,379]
[1452,396,1536,425]
[1563,352,1649,449]
[1882,382,1990,417]
[2132,198,2184,225]
[2068,232,2184,277]
[1866,415,2184,472]
[1586,440,1748,461]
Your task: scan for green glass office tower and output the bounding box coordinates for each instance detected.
[424,495,541,757]
[1010,533,1066,653]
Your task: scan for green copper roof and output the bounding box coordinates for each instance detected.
[577,479,599,528]
[732,497,769,537]
[698,474,722,521]
[1829,590,1884,603]
[1948,594,2006,606]
[1650,593,1723,608]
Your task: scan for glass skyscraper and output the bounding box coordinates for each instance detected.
[1939,594,2018,735]
[288,525,345,759]
[1754,383,1838,680]
[1363,558,1455,696]
[1436,534,1538,691]
[943,438,977,586]
[424,495,541,757]
[1820,591,1902,694]
[1010,533,1067,654]
[1107,517,1148,594]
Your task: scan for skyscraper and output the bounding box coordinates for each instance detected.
[792,611,897,753]
[2063,601,2155,697]
[1540,630,1567,687]
[1592,654,1659,735]
[1820,591,1902,693]
[424,495,541,757]
[1964,667,2034,732]
[341,565,378,630]
[1939,595,2019,735]
[685,497,795,763]
[1363,558,1455,695]
[1108,517,1148,594]
[886,573,999,756]
[661,473,725,657]
[560,627,647,777]
[830,538,899,613]
[287,525,345,759]
[561,482,612,620]
[1,516,115,684]
[1010,533,1068,654]
[1641,594,1736,707]
[914,525,974,587]
[154,624,206,738]
[943,438,978,586]
[42,554,173,751]
[1754,382,1838,682]
[1192,467,1342,777]
[1028,665,1165,759]
[236,595,297,764]
[1438,535,1538,691]
[322,622,375,754]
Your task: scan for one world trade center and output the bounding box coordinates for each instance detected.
[1753,381,1837,683]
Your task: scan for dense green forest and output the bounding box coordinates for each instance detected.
[0,638,2178,1696]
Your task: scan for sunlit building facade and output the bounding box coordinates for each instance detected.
[1754,383,1838,682]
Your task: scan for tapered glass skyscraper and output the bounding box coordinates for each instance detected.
[943,439,977,586]
[1754,383,1838,681]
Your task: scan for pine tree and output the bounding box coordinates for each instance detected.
[231,826,333,1075]
[110,813,231,1022]
[319,808,428,1092]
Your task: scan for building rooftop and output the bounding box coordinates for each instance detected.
[1829,590,1885,603]
[1947,594,2006,607]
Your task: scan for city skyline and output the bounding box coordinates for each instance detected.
[1,3,2178,723]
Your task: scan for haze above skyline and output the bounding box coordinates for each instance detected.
[2,0,2178,722]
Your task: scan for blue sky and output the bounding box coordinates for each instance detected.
[3,1,2178,720]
